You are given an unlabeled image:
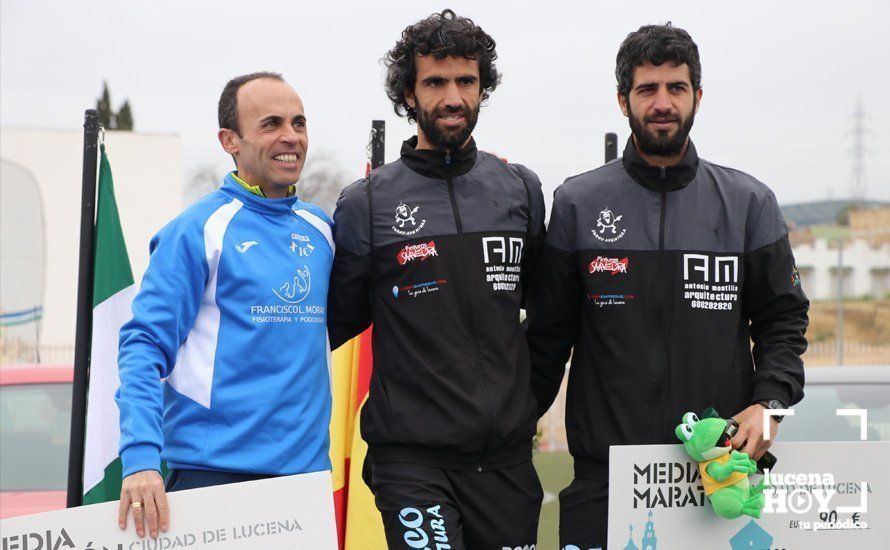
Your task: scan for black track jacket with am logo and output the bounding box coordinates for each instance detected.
[528,138,808,479]
[328,137,546,471]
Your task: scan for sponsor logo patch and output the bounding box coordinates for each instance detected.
[392,202,427,236]
[589,256,629,275]
[273,265,311,304]
[397,241,438,265]
[592,207,626,242]
[682,254,739,311]
[588,292,637,307]
[482,236,523,292]
[235,240,258,253]
[290,233,315,256]
[399,505,452,550]
[392,279,447,299]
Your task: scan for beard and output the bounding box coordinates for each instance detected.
[416,101,480,150]
[628,100,696,157]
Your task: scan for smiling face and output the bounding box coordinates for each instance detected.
[218,78,308,198]
[405,54,482,151]
[618,61,702,163]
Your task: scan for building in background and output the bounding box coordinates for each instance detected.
[0,128,182,364]
[789,206,890,300]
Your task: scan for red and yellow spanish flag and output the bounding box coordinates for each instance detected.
[330,329,386,548]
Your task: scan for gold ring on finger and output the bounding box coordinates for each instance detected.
[132,501,143,510]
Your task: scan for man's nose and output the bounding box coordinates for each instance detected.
[280,125,302,145]
[652,86,673,112]
[443,82,462,108]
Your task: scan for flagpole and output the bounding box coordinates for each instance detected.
[604,132,617,163]
[67,109,100,507]
[370,120,385,169]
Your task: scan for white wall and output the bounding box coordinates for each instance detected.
[792,238,890,300]
[1,128,182,360]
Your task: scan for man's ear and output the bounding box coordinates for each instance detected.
[218,128,239,155]
[404,88,416,110]
[694,87,703,114]
[617,92,629,117]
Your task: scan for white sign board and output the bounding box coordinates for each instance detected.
[609,442,888,549]
[0,470,338,550]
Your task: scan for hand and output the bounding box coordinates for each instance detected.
[731,404,778,461]
[118,470,169,538]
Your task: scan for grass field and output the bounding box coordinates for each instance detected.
[534,451,574,548]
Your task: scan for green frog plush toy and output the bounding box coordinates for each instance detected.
[675,411,767,519]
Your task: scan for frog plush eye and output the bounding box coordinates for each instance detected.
[679,423,694,441]
[683,412,700,426]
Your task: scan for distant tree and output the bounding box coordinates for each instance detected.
[116,100,134,130]
[296,151,351,215]
[95,82,135,130]
[836,203,854,226]
[185,151,351,211]
[186,163,224,202]
[96,81,114,128]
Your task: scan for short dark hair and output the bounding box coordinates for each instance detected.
[616,23,701,97]
[383,9,500,122]
[218,71,283,135]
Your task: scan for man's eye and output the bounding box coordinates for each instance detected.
[264,120,278,128]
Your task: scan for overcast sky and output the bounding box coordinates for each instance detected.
[2,0,888,208]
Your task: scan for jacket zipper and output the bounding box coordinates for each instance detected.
[444,152,494,472]
[655,168,670,440]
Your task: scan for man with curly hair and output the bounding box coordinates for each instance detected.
[328,9,546,548]
[528,23,808,548]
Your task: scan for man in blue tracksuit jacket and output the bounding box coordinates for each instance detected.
[115,72,333,539]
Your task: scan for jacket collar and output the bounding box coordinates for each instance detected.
[621,136,699,193]
[400,136,478,179]
[221,173,299,214]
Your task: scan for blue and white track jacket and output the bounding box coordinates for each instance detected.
[116,174,333,477]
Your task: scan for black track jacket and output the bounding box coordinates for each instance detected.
[528,138,808,479]
[329,137,546,471]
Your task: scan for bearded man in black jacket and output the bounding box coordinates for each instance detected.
[528,23,809,549]
[328,9,546,549]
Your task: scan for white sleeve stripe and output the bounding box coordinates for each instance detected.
[167,198,243,409]
[294,209,335,252]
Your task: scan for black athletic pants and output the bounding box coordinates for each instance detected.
[559,477,608,550]
[366,460,543,549]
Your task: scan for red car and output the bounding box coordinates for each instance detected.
[0,364,72,518]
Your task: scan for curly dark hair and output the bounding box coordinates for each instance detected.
[383,9,500,122]
[218,71,283,135]
[615,23,701,97]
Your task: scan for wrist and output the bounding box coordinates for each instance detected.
[757,399,787,423]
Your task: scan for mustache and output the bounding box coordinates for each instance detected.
[436,105,466,116]
[645,114,679,123]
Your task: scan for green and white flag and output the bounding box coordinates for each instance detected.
[83,144,136,504]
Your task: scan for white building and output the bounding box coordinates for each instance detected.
[792,238,890,300]
[1,127,182,364]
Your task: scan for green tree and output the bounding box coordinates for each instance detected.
[95,82,135,130]
[96,81,114,128]
[115,100,134,130]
